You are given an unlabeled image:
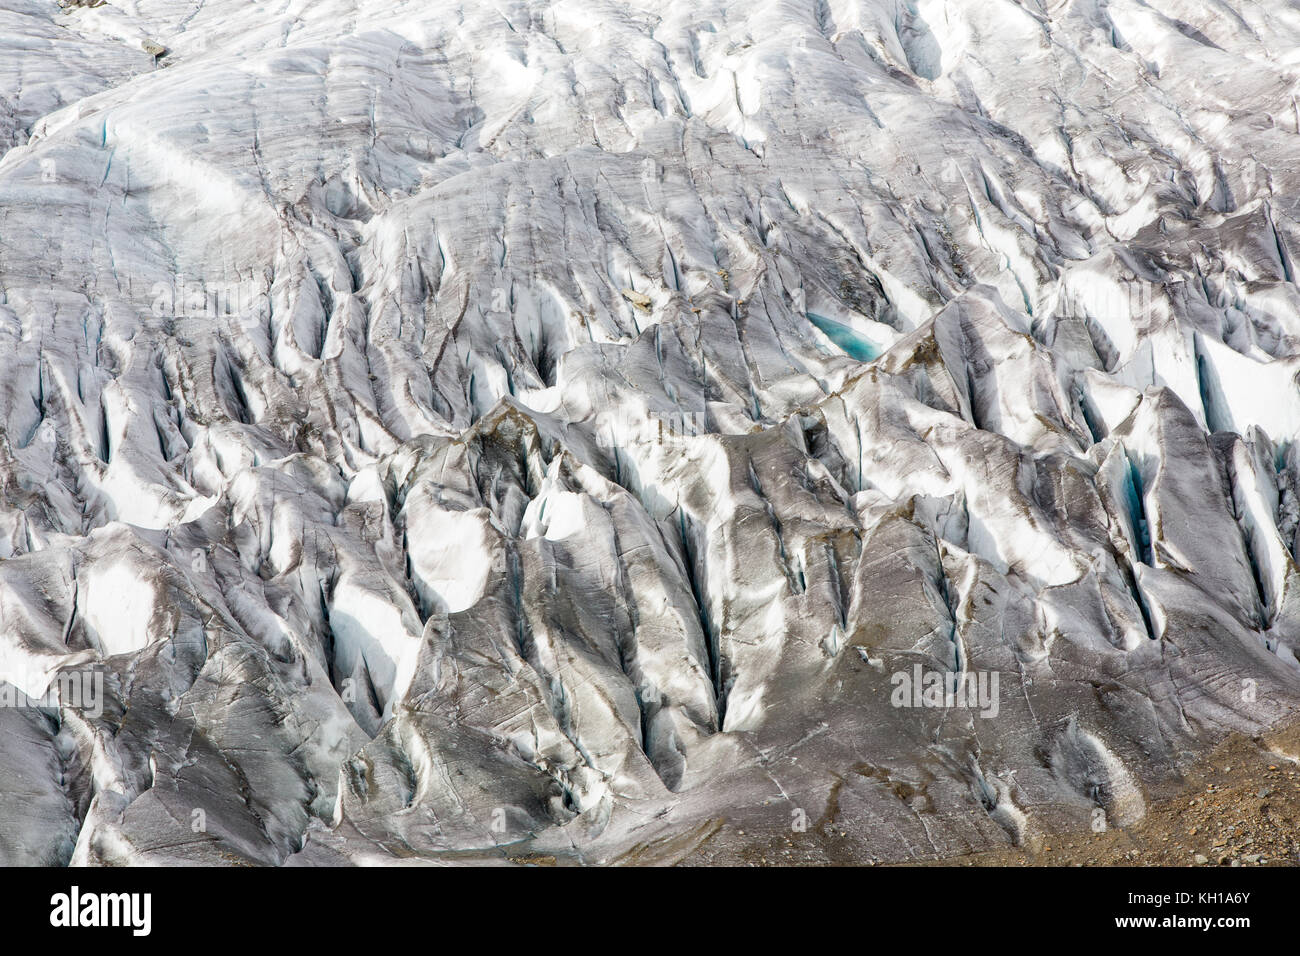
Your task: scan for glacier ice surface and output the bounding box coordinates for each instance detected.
[0,0,1299,864]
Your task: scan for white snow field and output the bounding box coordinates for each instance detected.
[1,0,1300,864]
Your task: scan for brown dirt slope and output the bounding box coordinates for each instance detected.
[911,722,1300,867]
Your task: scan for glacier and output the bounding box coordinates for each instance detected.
[0,0,1299,865]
